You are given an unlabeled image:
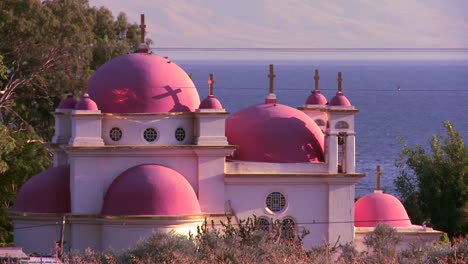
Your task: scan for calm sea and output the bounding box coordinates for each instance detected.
[179,60,468,197]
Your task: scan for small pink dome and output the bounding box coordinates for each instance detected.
[226,103,324,163]
[102,164,201,216]
[88,53,200,113]
[199,95,223,109]
[13,165,70,214]
[57,92,77,109]
[305,90,328,105]
[75,93,99,110]
[355,191,412,227]
[329,92,352,106]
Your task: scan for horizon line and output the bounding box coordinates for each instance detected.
[153,47,468,52]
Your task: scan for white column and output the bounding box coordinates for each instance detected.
[345,134,356,173]
[327,133,338,174]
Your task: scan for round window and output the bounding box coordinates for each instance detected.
[109,127,122,141]
[266,192,286,213]
[143,128,158,142]
[175,127,186,142]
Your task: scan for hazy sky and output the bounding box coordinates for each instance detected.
[89,0,468,60]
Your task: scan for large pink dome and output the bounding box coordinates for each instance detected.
[226,103,325,163]
[102,164,201,216]
[88,53,200,113]
[355,191,412,227]
[13,165,70,214]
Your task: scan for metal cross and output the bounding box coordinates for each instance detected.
[337,72,343,92]
[140,14,146,44]
[208,73,214,96]
[376,165,381,191]
[314,69,320,91]
[268,64,275,94]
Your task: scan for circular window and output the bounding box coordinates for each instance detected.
[175,127,186,142]
[143,128,158,142]
[258,217,270,232]
[281,218,296,239]
[266,192,286,213]
[109,127,122,141]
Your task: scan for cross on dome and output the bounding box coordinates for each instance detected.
[140,14,146,44]
[375,165,381,191]
[337,72,343,92]
[208,73,214,96]
[268,64,275,94]
[314,69,320,91]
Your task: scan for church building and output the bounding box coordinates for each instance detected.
[10,15,441,254]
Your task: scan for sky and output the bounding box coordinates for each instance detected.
[89,0,468,60]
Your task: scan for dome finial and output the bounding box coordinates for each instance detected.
[265,64,277,104]
[314,68,320,91]
[140,14,146,44]
[337,72,343,92]
[375,165,381,191]
[208,73,214,96]
[268,64,275,94]
[136,14,149,53]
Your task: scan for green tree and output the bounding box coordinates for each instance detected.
[395,121,468,237]
[0,0,144,244]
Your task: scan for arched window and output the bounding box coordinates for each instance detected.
[257,217,271,232]
[314,119,325,126]
[281,218,296,239]
[335,121,349,129]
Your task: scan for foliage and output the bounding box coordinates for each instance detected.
[61,221,467,264]
[0,0,145,245]
[395,121,468,237]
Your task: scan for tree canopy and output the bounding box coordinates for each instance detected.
[0,0,145,244]
[395,121,468,238]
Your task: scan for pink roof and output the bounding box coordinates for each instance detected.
[226,103,325,163]
[13,165,70,214]
[305,90,328,105]
[102,164,201,216]
[88,53,200,113]
[199,95,223,109]
[329,92,352,106]
[75,93,99,110]
[57,92,77,109]
[355,191,412,227]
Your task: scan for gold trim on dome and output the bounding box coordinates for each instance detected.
[103,112,196,117]
[101,214,207,220]
[225,173,366,178]
[65,145,236,151]
[327,109,359,113]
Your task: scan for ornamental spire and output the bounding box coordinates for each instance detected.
[265,64,277,104]
[375,165,381,191]
[208,73,214,96]
[337,72,343,92]
[268,64,275,94]
[140,14,146,44]
[314,69,320,91]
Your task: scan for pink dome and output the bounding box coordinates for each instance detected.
[355,191,412,227]
[57,92,77,109]
[305,90,328,105]
[102,164,201,216]
[226,103,324,163]
[13,165,70,214]
[199,95,223,109]
[75,93,98,110]
[88,53,200,113]
[329,92,352,106]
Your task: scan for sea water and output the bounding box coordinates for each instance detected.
[180,60,468,197]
